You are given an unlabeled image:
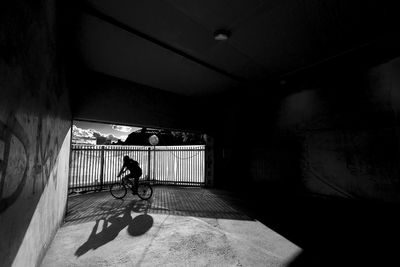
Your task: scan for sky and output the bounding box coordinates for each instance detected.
[73,120,142,145]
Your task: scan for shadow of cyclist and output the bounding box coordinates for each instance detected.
[75,199,153,257]
[128,199,153,236]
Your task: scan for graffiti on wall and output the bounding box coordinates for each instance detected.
[32,117,60,194]
[0,114,62,213]
[0,116,30,213]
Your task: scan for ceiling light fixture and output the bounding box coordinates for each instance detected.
[214,29,230,41]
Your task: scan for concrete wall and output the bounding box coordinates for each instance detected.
[0,1,71,266]
[214,57,400,202]
[71,71,205,132]
[276,58,400,201]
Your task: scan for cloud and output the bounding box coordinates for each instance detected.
[72,125,123,145]
[119,135,128,142]
[112,125,132,133]
[73,125,94,139]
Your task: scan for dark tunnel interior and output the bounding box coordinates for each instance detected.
[1,0,400,266]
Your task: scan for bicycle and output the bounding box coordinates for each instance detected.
[110,177,153,200]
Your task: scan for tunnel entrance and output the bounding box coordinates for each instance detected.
[69,120,208,194]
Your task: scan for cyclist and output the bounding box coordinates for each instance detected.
[117,155,142,194]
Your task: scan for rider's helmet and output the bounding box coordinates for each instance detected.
[123,155,129,162]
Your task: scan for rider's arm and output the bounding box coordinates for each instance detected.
[117,165,126,177]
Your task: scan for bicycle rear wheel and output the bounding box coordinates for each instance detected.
[137,183,153,200]
[110,181,127,199]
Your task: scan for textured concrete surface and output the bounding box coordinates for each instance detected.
[12,130,71,267]
[214,56,400,202]
[41,188,301,266]
[0,1,71,266]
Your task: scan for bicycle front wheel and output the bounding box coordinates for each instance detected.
[110,182,127,199]
[137,183,153,200]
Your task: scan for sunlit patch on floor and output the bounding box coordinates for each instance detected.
[42,187,302,266]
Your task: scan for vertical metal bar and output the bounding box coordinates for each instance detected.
[147,147,151,181]
[87,147,90,190]
[79,146,83,189]
[105,146,108,184]
[117,146,119,178]
[202,146,204,184]
[108,146,111,185]
[69,147,72,192]
[190,148,193,185]
[202,146,205,184]
[117,147,121,181]
[75,146,78,189]
[158,148,161,183]
[169,147,172,183]
[200,147,203,184]
[182,147,184,185]
[83,146,87,188]
[180,147,183,185]
[91,147,95,190]
[107,150,111,183]
[108,147,111,183]
[93,147,97,190]
[154,147,157,183]
[86,147,89,188]
[183,147,185,185]
[190,147,193,185]
[161,148,164,182]
[198,147,201,185]
[112,147,115,183]
[82,146,86,188]
[81,146,85,188]
[93,147,96,190]
[88,147,91,188]
[97,147,100,186]
[87,146,90,189]
[189,148,191,185]
[111,146,114,183]
[152,146,156,183]
[94,147,97,188]
[194,147,196,185]
[111,147,113,183]
[173,147,176,185]
[189,148,192,185]
[174,147,176,184]
[178,147,181,185]
[86,147,90,190]
[196,146,198,185]
[155,148,158,183]
[103,147,106,185]
[70,146,74,192]
[77,146,82,189]
[78,146,82,189]
[195,147,197,185]
[198,146,200,185]
[99,146,104,190]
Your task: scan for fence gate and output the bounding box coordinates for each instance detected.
[68,145,205,193]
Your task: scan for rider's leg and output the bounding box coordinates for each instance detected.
[122,176,128,184]
[133,176,139,192]
[125,174,137,194]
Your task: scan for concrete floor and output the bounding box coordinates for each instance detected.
[41,187,301,266]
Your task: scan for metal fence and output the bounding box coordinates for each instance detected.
[69,144,205,193]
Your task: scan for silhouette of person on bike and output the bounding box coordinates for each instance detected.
[117,155,142,194]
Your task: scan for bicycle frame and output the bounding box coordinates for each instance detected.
[122,178,136,192]
[110,177,153,200]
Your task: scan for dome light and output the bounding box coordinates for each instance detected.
[214,29,230,41]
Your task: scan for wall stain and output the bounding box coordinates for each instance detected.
[0,116,30,213]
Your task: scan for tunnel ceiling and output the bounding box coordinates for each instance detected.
[75,0,397,96]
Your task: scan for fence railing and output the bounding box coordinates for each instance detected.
[68,144,205,193]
